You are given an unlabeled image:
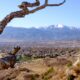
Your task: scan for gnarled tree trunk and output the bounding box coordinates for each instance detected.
[0,0,66,34]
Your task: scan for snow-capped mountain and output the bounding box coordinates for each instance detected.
[0,25,80,42]
[55,24,64,28]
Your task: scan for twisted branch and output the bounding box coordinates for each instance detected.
[0,0,66,34]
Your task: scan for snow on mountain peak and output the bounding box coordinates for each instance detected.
[55,24,64,28]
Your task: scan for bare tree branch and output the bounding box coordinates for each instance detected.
[29,0,66,13]
[47,0,66,6]
[0,0,66,34]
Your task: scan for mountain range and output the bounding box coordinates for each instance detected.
[0,25,80,42]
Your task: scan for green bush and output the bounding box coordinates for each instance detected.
[16,54,32,62]
[42,67,54,80]
[66,62,72,67]
[67,75,75,80]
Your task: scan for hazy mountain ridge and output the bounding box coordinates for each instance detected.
[0,25,80,42]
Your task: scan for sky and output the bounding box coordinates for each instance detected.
[0,0,80,28]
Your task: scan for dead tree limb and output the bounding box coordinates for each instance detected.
[0,46,21,69]
[0,0,66,34]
